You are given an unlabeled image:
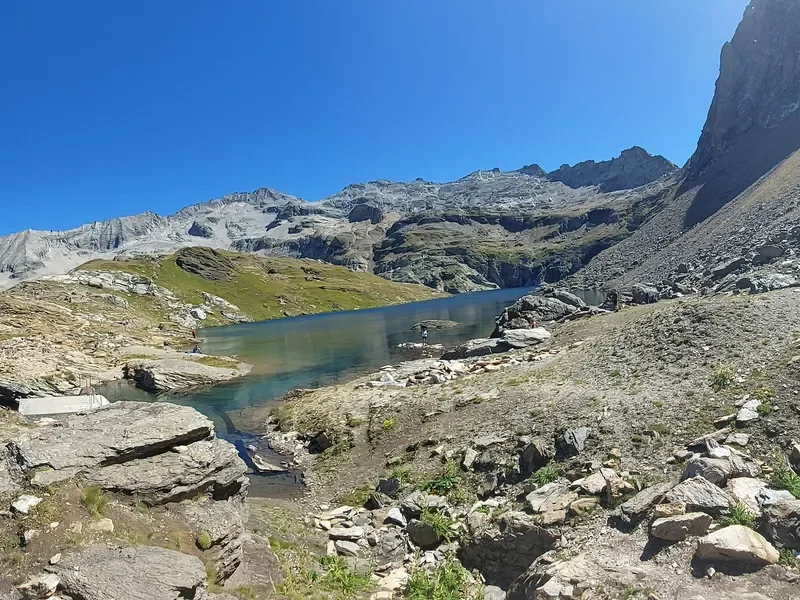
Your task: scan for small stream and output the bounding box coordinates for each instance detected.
[99,287,604,496]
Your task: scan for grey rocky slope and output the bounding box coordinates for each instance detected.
[570,0,800,294]
[0,149,677,293]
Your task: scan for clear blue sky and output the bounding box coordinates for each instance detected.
[0,0,750,235]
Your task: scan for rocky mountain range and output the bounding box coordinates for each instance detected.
[0,149,677,293]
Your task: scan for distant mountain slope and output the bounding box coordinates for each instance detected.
[0,148,677,292]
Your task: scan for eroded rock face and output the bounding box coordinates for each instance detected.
[689,0,800,176]
[6,402,248,505]
[56,544,208,599]
[125,358,250,393]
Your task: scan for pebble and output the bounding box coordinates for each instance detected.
[49,553,62,565]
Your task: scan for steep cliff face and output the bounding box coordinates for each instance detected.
[549,147,678,192]
[688,0,800,176]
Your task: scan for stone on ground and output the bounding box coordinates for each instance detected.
[56,545,207,599]
[761,499,800,550]
[664,476,733,515]
[11,494,42,515]
[695,525,779,567]
[650,512,712,542]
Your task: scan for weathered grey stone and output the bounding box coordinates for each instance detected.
[665,477,733,516]
[610,481,673,529]
[725,478,767,516]
[334,540,361,557]
[329,526,364,541]
[460,511,560,589]
[57,545,207,599]
[11,494,42,515]
[518,440,554,479]
[631,284,660,304]
[650,512,712,542]
[406,520,441,550]
[501,328,551,348]
[526,482,570,513]
[16,573,60,599]
[761,499,800,550]
[385,507,407,528]
[483,585,506,600]
[181,500,245,582]
[555,427,591,458]
[695,525,779,566]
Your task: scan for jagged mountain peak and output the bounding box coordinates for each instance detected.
[548,146,678,193]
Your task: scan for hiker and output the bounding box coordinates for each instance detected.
[529,317,538,328]
[420,326,429,346]
[191,344,201,354]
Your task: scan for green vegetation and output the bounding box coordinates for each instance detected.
[722,502,756,529]
[196,531,213,550]
[234,587,257,600]
[780,547,799,569]
[757,402,774,416]
[530,462,561,486]
[772,456,800,498]
[382,418,396,430]
[389,467,412,484]
[337,482,375,507]
[194,355,238,369]
[754,385,776,401]
[78,248,444,323]
[403,556,470,600]
[421,508,455,543]
[81,486,109,517]
[421,460,462,497]
[319,555,373,595]
[712,364,735,390]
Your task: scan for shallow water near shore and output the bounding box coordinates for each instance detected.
[99,286,602,495]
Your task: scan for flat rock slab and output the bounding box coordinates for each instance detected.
[56,545,207,600]
[126,358,251,393]
[11,402,213,472]
[8,402,247,504]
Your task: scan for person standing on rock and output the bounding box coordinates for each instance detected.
[421,326,429,346]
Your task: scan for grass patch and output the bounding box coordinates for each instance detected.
[652,400,664,408]
[404,556,470,600]
[81,486,109,517]
[421,460,461,496]
[382,418,396,430]
[194,355,237,369]
[336,482,375,507]
[319,555,373,595]
[721,502,756,529]
[754,386,775,401]
[530,462,561,486]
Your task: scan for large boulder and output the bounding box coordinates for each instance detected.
[442,338,509,360]
[7,402,248,504]
[664,477,733,516]
[57,545,208,599]
[695,525,779,567]
[630,284,660,304]
[682,453,760,486]
[501,328,551,348]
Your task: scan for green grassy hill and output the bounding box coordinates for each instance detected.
[77,247,447,323]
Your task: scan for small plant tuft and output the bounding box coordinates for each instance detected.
[712,364,735,390]
[389,467,412,483]
[81,486,109,517]
[382,419,396,430]
[772,455,800,498]
[319,555,373,594]
[421,508,455,543]
[196,531,213,550]
[404,555,469,599]
[530,462,561,486]
[721,502,755,528]
[757,402,774,416]
[780,547,799,569]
